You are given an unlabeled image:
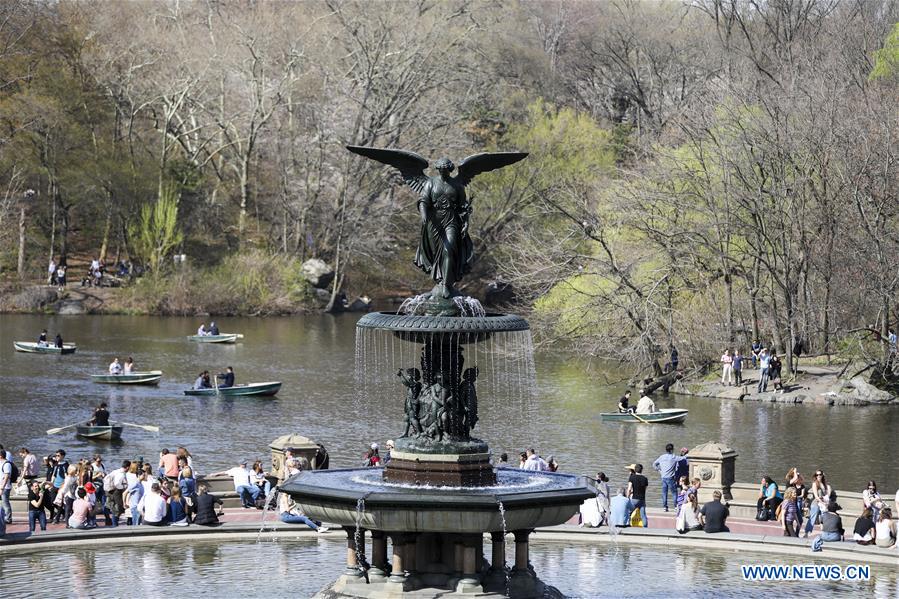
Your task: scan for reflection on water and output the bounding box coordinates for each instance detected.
[0,539,895,598]
[0,314,895,494]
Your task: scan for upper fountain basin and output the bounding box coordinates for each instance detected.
[356,312,529,343]
[279,467,596,533]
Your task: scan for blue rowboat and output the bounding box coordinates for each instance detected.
[183,381,281,397]
[600,408,688,424]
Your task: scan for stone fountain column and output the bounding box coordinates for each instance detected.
[509,529,536,596]
[483,531,507,590]
[456,534,483,593]
[342,526,365,581]
[388,533,407,585]
[369,530,388,581]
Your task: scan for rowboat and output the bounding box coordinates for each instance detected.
[186,333,243,344]
[91,371,163,385]
[75,423,124,441]
[14,341,77,354]
[600,408,689,424]
[183,381,281,397]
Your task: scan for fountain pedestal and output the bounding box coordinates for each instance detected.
[282,311,594,598]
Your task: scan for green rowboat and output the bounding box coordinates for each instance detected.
[14,341,77,354]
[600,408,689,424]
[183,381,281,397]
[186,333,243,344]
[91,371,163,385]
[75,422,124,441]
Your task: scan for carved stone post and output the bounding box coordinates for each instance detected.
[688,442,738,503]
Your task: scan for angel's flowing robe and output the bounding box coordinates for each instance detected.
[414,177,474,285]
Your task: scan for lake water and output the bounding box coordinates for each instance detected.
[0,314,895,496]
[0,538,895,598]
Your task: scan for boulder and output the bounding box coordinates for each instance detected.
[346,296,372,312]
[56,301,87,315]
[301,259,334,289]
[10,286,59,311]
[843,376,895,404]
[312,287,331,306]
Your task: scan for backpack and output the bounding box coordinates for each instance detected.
[103,471,117,493]
[2,461,17,483]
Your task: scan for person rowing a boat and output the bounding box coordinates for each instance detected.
[197,323,209,336]
[209,321,220,335]
[37,329,49,347]
[617,391,633,414]
[635,391,657,414]
[216,366,235,388]
[90,403,110,427]
[108,358,123,375]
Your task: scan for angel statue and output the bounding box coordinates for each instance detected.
[347,145,527,312]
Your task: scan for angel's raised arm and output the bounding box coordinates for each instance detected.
[346,146,430,194]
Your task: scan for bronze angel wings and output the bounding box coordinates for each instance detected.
[346,145,528,193]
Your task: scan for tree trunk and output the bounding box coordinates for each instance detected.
[99,196,112,262]
[17,204,26,279]
[238,156,249,243]
[59,203,70,265]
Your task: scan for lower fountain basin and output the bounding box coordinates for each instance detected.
[280,468,596,533]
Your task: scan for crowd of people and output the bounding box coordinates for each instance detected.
[573,442,898,550]
[0,443,334,537]
[2,440,896,551]
[718,342,785,392]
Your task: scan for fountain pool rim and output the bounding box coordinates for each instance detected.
[279,467,596,509]
[2,524,896,569]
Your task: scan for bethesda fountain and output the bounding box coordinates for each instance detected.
[281,145,596,598]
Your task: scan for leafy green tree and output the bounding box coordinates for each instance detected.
[129,184,183,273]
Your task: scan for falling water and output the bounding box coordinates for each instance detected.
[451,296,486,317]
[255,486,280,543]
[355,327,537,430]
[497,500,511,597]
[354,497,369,580]
[397,294,430,315]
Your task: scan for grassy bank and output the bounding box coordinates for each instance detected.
[116,251,316,316]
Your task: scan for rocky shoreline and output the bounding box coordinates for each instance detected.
[671,365,898,406]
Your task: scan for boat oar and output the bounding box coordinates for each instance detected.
[631,412,650,424]
[46,422,84,435]
[119,422,160,432]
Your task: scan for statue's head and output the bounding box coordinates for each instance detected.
[434,157,455,173]
[407,367,421,381]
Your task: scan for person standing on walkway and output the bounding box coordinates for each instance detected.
[732,350,743,386]
[757,348,771,393]
[0,451,13,524]
[720,350,733,385]
[626,463,649,526]
[652,444,687,512]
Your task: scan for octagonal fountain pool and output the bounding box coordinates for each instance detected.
[0,537,895,599]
